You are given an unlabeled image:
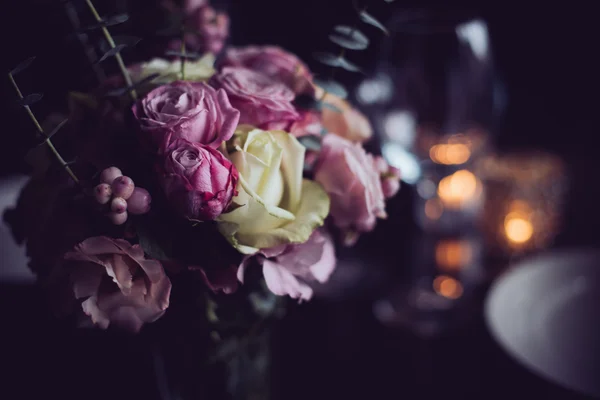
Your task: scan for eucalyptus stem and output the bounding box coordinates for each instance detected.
[180,29,187,80]
[8,73,79,185]
[84,0,137,101]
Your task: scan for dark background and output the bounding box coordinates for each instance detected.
[1,1,598,399]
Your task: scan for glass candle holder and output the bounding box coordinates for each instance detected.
[414,127,489,234]
[475,152,567,257]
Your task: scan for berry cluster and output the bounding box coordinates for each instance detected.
[94,167,152,225]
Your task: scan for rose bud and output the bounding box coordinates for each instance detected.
[112,176,135,200]
[108,211,128,225]
[127,187,152,215]
[160,139,238,221]
[100,167,123,185]
[94,183,112,205]
[111,197,128,214]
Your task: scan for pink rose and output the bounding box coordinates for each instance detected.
[221,46,313,94]
[320,92,373,143]
[160,139,238,220]
[210,66,300,129]
[315,134,386,237]
[238,229,336,302]
[63,237,172,333]
[132,81,239,151]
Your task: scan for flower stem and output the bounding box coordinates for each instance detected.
[8,73,79,185]
[180,29,187,80]
[84,0,137,101]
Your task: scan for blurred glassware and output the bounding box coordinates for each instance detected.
[357,10,506,186]
[374,233,485,337]
[475,151,567,258]
[368,9,506,336]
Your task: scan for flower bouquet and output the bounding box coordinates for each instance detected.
[5,0,400,398]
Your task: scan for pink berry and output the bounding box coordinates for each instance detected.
[109,211,128,225]
[100,167,123,185]
[111,197,128,214]
[111,176,135,199]
[94,183,112,205]
[127,187,152,215]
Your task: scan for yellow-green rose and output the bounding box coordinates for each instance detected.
[129,53,216,88]
[218,125,330,254]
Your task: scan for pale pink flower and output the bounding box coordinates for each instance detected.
[238,230,336,302]
[315,134,386,237]
[63,237,171,333]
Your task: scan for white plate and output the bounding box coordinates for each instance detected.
[485,249,600,397]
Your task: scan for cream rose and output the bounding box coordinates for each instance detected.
[218,125,330,254]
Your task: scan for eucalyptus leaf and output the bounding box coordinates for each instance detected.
[338,57,363,73]
[313,78,348,99]
[96,44,127,64]
[298,135,322,152]
[329,25,369,50]
[313,52,343,68]
[113,35,142,47]
[10,56,36,76]
[43,118,69,142]
[137,222,171,261]
[64,157,78,166]
[102,13,129,27]
[79,13,129,31]
[319,101,343,113]
[360,10,389,35]
[17,93,44,107]
[104,73,161,97]
[313,52,363,73]
[164,50,201,60]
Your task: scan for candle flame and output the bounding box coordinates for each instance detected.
[437,170,479,209]
[433,275,463,299]
[430,144,471,165]
[504,212,534,244]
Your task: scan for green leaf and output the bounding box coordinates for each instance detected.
[96,44,127,64]
[360,10,389,35]
[313,78,348,99]
[37,118,69,144]
[10,56,36,76]
[164,50,202,60]
[313,52,362,73]
[137,221,172,261]
[17,93,44,107]
[319,101,343,113]
[329,25,369,50]
[298,135,322,152]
